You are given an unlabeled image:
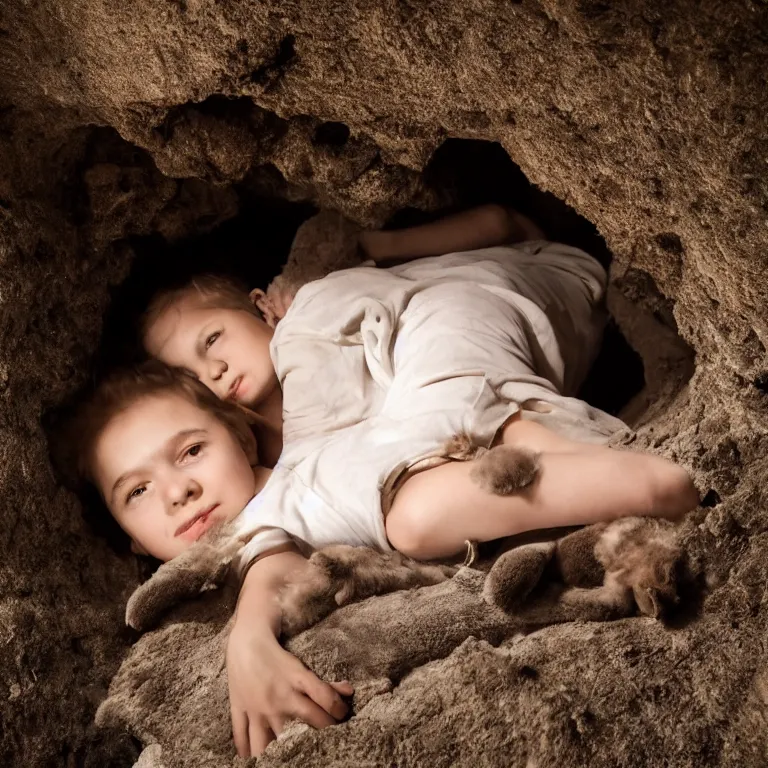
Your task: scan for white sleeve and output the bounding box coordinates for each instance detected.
[231,475,296,581]
[234,526,295,582]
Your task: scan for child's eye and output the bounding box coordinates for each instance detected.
[205,331,221,349]
[126,486,146,504]
[182,443,203,461]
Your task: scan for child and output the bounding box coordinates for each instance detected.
[72,362,355,748]
[138,204,700,757]
[139,274,285,469]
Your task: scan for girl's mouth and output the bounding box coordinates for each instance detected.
[228,376,244,400]
[175,505,219,540]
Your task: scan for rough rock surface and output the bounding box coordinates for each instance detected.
[0,0,766,765]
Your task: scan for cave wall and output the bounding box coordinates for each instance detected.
[0,0,767,764]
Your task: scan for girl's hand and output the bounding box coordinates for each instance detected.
[226,624,353,757]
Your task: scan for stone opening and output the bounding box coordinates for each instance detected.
[42,131,699,598]
[51,132,679,578]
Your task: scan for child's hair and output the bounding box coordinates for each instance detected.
[140,273,263,342]
[69,360,257,490]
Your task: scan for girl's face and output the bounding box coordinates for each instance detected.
[144,295,278,409]
[91,392,257,561]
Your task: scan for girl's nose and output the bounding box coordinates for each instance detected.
[168,477,203,509]
[209,359,227,381]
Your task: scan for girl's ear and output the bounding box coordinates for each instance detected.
[249,288,279,329]
[130,539,149,556]
[248,287,265,307]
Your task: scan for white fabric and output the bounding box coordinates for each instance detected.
[232,242,628,576]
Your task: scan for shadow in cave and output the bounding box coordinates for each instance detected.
[92,195,317,377]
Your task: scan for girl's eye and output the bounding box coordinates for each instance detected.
[127,486,146,503]
[205,331,221,350]
[182,443,203,461]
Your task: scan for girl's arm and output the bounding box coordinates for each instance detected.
[256,205,544,325]
[358,204,545,265]
[227,544,353,757]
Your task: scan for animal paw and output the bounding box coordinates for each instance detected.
[483,541,556,613]
[594,517,681,618]
[280,545,455,637]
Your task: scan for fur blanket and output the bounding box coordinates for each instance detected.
[96,517,690,767]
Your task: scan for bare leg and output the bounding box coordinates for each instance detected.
[386,418,698,561]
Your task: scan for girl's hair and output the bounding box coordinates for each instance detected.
[68,360,258,489]
[140,273,263,343]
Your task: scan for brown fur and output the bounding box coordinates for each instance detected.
[125,522,245,632]
[125,532,456,635]
[279,546,456,637]
[483,516,682,622]
[443,432,540,495]
[126,516,682,637]
[100,517,689,768]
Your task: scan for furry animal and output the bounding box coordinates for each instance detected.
[280,546,456,637]
[484,516,682,621]
[126,515,682,636]
[443,432,540,495]
[125,529,457,634]
[277,516,684,643]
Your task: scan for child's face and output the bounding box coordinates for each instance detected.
[91,392,258,561]
[144,295,278,409]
